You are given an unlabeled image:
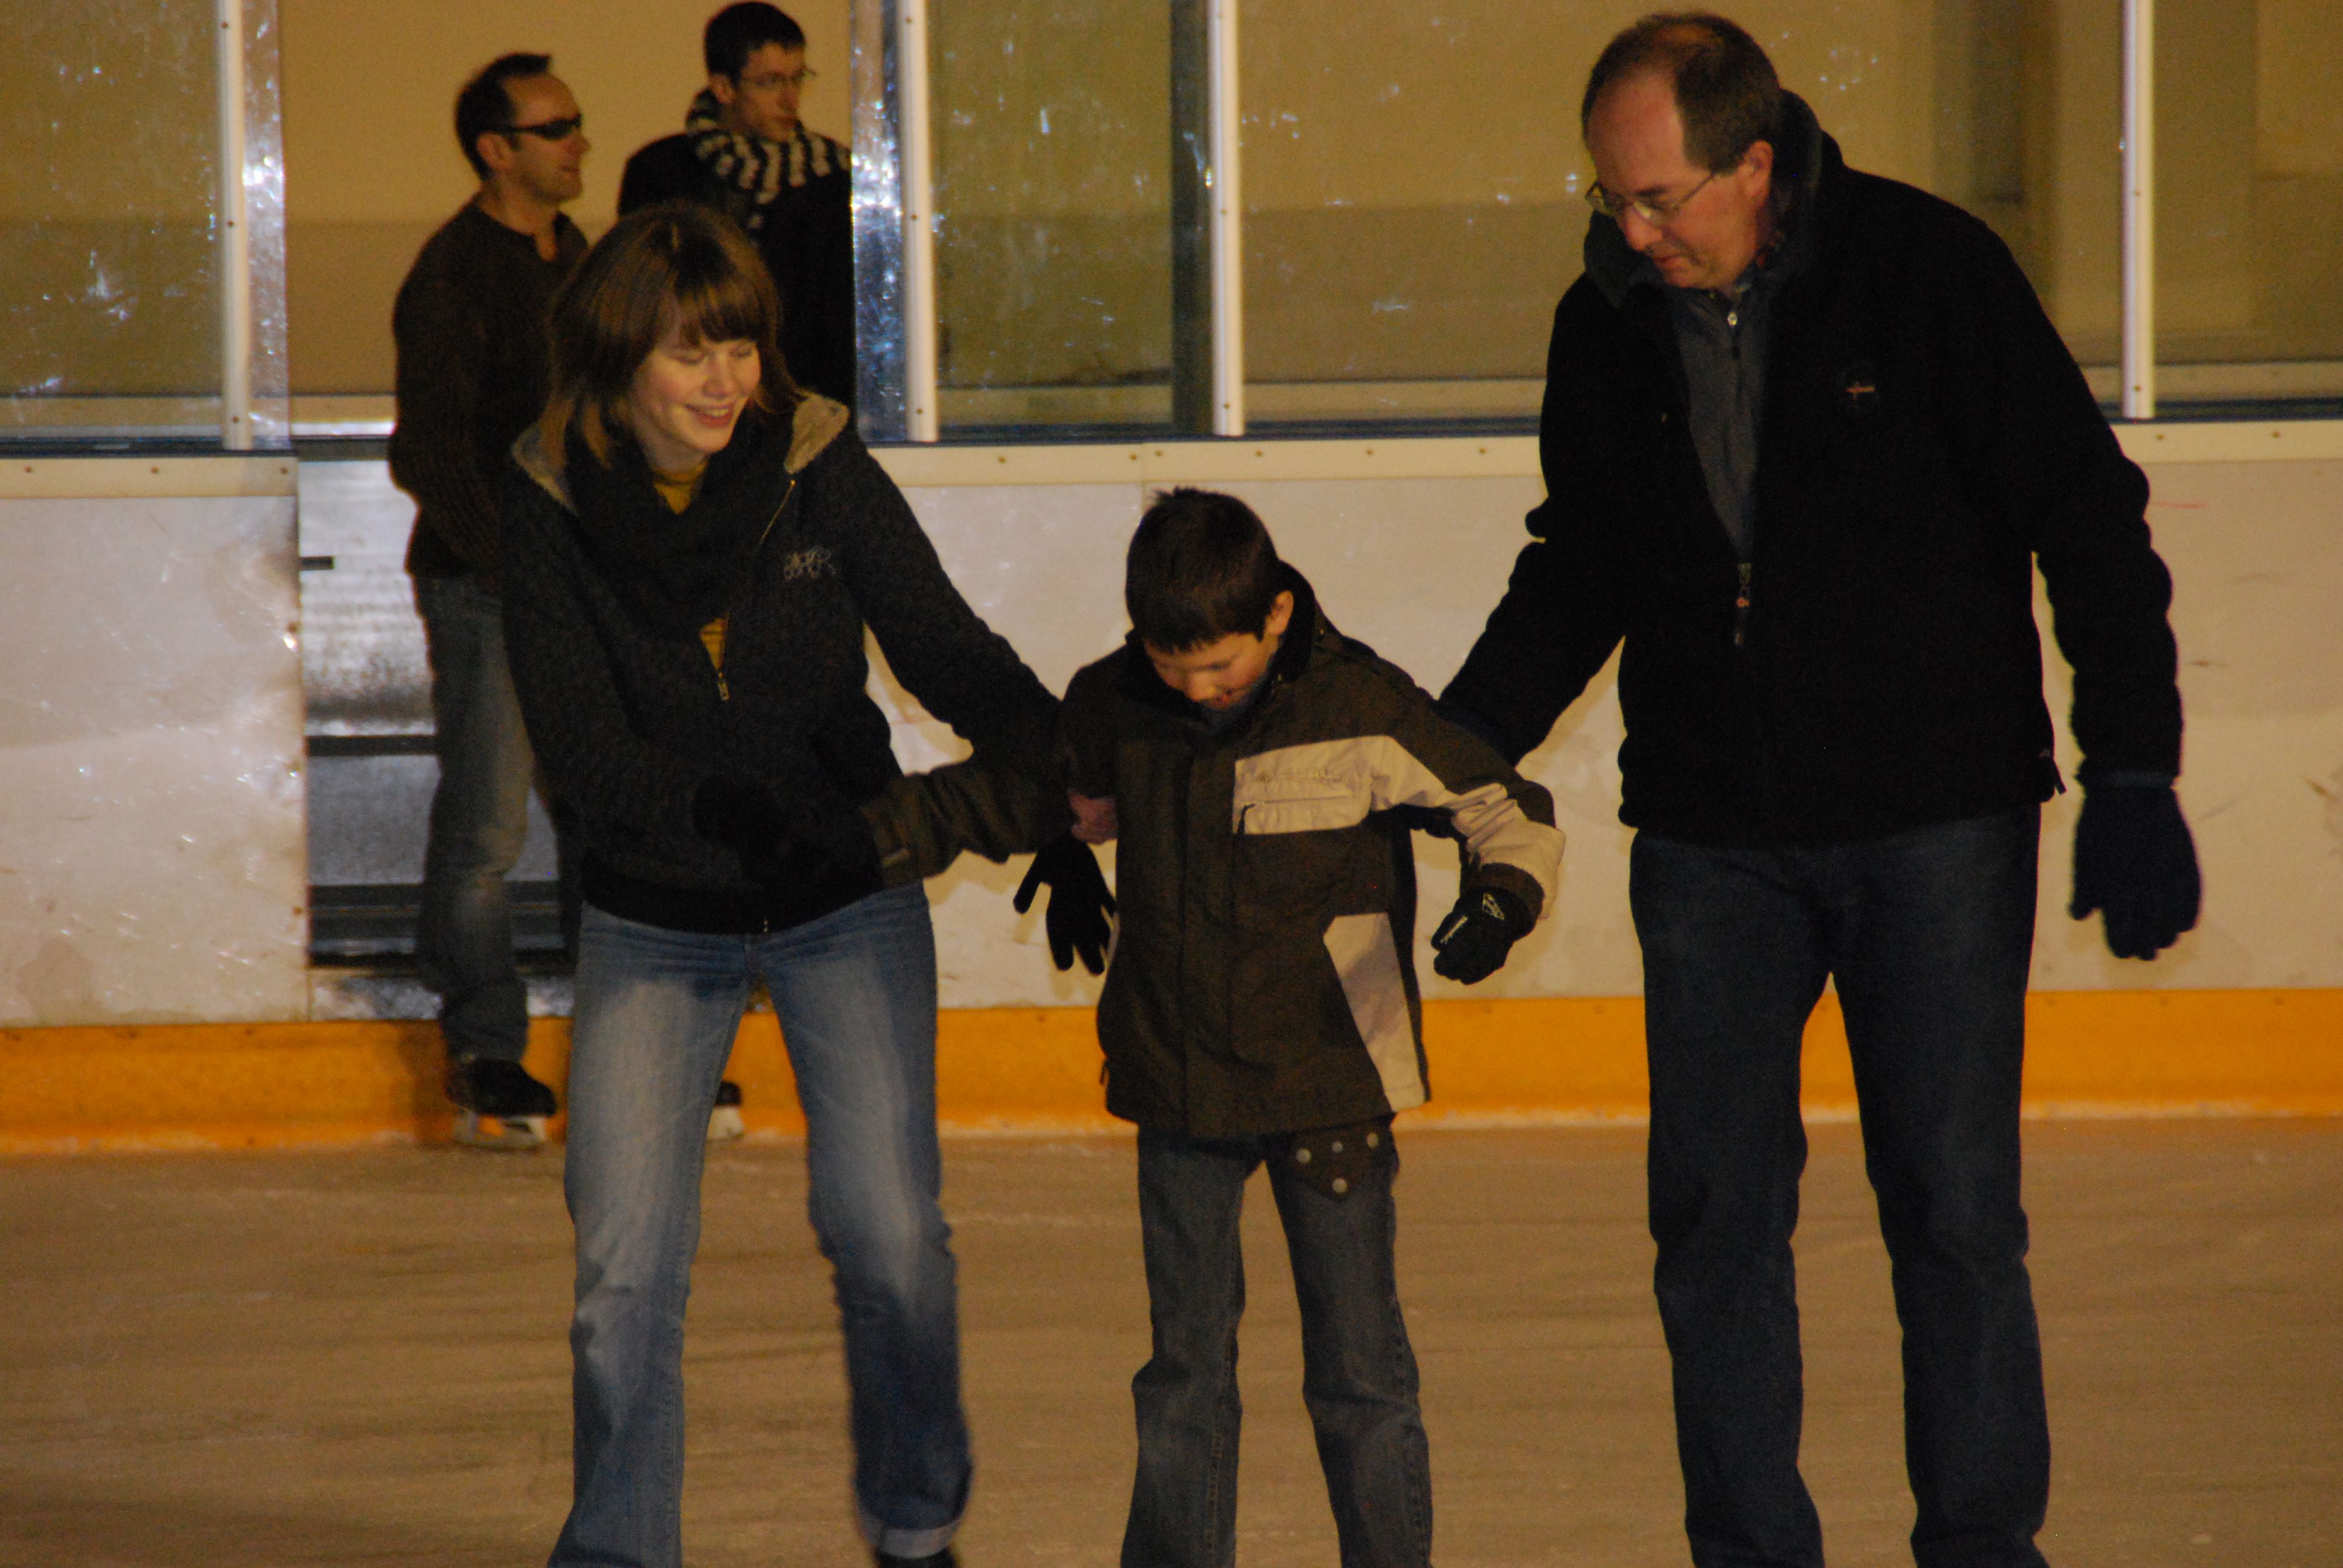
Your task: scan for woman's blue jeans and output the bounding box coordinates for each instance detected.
[550,885,970,1568]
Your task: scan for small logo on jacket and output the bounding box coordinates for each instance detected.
[1840,360,1882,417]
[780,546,837,581]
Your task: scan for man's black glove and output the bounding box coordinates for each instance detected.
[1013,834,1116,975]
[2069,783,2200,960]
[1430,884,1532,984]
[691,775,881,898]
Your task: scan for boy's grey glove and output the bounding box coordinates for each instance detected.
[1430,885,1532,984]
[691,775,881,897]
[1014,834,1116,975]
[2069,783,2200,959]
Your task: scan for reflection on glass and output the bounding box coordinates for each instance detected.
[5,2,224,443]
[2153,0,2343,410]
[1239,0,2122,428]
[929,0,1173,436]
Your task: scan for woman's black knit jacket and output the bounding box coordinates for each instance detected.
[497,395,1057,933]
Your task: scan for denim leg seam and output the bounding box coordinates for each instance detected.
[1203,1231,1243,1568]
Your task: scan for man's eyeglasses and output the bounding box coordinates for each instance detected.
[1585,168,1717,227]
[741,67,814,92]
[503,116,584,142]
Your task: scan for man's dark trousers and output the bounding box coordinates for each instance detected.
[1629,807,2051,1568]
[415,572,536,1062]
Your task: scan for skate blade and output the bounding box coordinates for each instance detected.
[706,1105,746,1143]
[454,1111,548,1151]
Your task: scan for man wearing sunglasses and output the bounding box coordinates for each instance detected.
[1440,13,2197,1568]
[388,52,591,1149]
[618,3,856,407]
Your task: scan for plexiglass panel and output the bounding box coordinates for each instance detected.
[3,1,289,448]
[2152,0,2343,411]
[928,0,1175,436]
[1239,0,2123,428]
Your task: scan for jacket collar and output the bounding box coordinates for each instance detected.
[511,392,852,514]
[1582,90,1835,309]
[1111,562,1331,724]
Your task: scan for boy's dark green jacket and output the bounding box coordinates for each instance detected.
[869,568,1564,1138]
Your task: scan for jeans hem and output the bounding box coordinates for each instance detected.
[858,1500,961,1559]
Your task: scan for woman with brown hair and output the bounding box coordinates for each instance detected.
[498,200,1098,1568]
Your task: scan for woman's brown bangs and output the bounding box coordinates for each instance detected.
[667,247,776,350]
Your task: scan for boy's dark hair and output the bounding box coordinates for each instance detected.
[705,2,807,80]
[454,52,554,180]
[1581,12,1782,174]
[1126,488,1286,652]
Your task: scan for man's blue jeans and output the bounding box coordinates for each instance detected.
[415,572,534,1062]
[1123,1128,1431,1568]
[550,886,970,1568]
[1630,808,2050,1568]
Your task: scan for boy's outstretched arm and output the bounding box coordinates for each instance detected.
[863,753,1071,884]
[862,748,1117,976]
[1357,678,1564,985]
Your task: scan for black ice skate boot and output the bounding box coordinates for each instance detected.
[708,1079,746,1143]
[447,1057,557,1150]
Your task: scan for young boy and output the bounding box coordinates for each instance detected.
[861,488,1564,1568]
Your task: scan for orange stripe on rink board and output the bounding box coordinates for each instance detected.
[1,990,2337,1153]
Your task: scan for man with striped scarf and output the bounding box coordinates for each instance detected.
[620,3,856,406]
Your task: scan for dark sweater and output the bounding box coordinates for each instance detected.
[1443,94,2182,845]
[497,396,1057,933]
[388,201,587,581]
[618,132,857,407]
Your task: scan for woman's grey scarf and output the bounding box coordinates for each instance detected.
[684,89,846,233]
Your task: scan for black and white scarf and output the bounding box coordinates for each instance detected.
[684,89,847,233]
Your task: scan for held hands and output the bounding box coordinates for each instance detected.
[1430,884,1533,984]
[1067,789,1119,844]
[1014,834,1117,975]
[2069,783,2201,959]
[691,775,882,898]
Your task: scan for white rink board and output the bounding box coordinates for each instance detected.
[879,459,2343,1007]
[0,493,309,1026]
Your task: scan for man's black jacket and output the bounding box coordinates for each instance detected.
[1442,95,2182,847]
[619,133,857,407]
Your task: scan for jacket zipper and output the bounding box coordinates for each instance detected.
[712,477,797,706]
[1733,561,1754,647]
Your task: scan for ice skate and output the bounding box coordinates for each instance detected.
[447,1057,557,1150]
[707,1079,746,1143]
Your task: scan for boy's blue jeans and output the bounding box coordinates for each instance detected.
[549,887,970,1568]
[1630,807,2050,1568]
[1123,1127,1432,1568]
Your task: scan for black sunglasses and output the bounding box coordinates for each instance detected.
[503,115,583,142]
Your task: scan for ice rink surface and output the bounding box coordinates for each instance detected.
[4,1120,2336,1567]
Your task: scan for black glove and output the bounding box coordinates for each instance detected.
[1430,884,1532,984]
[1013,834,1117,975]
[692,775,882,897]
[2069,783,2200,960]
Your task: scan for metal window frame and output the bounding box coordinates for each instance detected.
[214,0,289,452]
[840,0,2194,442]
[2122,0,2155,421]
[218,0,253,451]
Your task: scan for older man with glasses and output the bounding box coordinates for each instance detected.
[619,2,856,407]
[387,52,592,1150]
[1440,13,2199,1568]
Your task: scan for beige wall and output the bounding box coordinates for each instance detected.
[281,0,851,392]
[269,0,2343,394]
